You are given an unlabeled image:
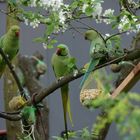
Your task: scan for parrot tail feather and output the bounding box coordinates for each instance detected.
[80,59,99,89]
[67,96,74,127]
[64,114,68,140]
[61,87,69,140]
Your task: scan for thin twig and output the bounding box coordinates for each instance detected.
[1,111,20,115]
[105,31,128,42]
[75,19,95,30]
[0,0,5,3]
[0,48,26,99]
[0,8,17,15]
[69,23,84,36]
[68,26,89,30]
[0,9,8,14]
[0,112,21,121]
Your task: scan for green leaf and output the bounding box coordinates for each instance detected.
[80,127,91,140]
[33,37,45,43]
[47,44,54,49]
[70,1,78,9]
[50,39,57,44]
[124,23,130,30]
[112,23,118,29]
[47,39,57,49]
[46,23,55,36]
[85,6,93,16]
[20,0,29,6]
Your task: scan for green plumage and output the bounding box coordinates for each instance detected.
[51,44,74,139]
[80,30,106,88]
[0,25,20,77]
[21,106,36,125]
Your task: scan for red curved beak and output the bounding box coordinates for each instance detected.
[56,48,61,55]
[15,31,19,37]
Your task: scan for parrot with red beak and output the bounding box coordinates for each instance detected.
[0,25,20,77]
[51,44,76,139]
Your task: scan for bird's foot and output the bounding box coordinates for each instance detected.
[56,76,64,82]
[59,76,64,80]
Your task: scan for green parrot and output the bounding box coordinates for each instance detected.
[0,25,20,78]
[21,106,36,125]
[51,44,75,139]
[80,30,107,89]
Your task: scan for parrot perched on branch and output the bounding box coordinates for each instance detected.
[51,44,76,139]
[80,30,107,89]
[0,25,20,78]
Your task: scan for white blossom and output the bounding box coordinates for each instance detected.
[136,24,140,31]
[39,0,48,5]
[30,0,37,7]
[23,17,29,25]
[73,70,78,77]
[118,15,130,32]
[82,3,88,13]
[104,33,110,39]
[118,15,138,32]
[23,0,71,30]
[24,17,41,28]
[103,9,114,24]
[92,3,102,18]
[61,24,68,32]
[131,23,140,33]
[59,10,66,24]
[43,43,47,49]
[30,19,40,28]
[103,9,114,16]
[39,0,63,11]
[126,32,130,35]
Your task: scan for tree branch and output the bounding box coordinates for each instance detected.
[0,49,140,121]
[0,48,26,99]
[0,0,5,3]
[105,31,128,43]
[28,49,140,105]
[0,112,21,121]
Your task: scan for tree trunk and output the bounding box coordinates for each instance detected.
[18,54,49,140]
[3,3,22,140]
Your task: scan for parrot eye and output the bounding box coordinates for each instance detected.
[85,36,88,40]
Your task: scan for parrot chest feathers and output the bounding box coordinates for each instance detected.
[52,54,70,78]
[2,37,19,59]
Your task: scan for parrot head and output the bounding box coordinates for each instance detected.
[9,25,20,38]
[36,60,47,75]
[56,44,69,56]
[84,30,98,41]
